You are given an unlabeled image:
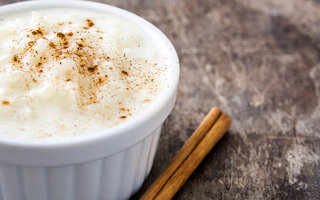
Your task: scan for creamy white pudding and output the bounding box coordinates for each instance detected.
[0,8,166,139]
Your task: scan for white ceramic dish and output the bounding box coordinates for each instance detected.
[0,1,179,200]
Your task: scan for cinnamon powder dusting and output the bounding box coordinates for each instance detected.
[86,19,95,27]
[121,70,129,76]
[12,55,19,62]
[2,101,9,105]
[84,19,95,29]
[0,10,165,139]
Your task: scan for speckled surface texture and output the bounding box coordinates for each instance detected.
[2,0,320,199]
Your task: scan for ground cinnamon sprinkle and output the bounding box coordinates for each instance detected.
[12,55,19,62]
[0,12,165,138]
[56,32,66,39]
[31,28,43,36]
[28,41,35,47]
[49,42,55,48]
[36,28,43,35]
[2,100,9,105]
[121,70,129,76]
[86,19,95,27]
[87,65,98,73]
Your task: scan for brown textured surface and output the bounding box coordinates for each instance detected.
[2,0,320,199]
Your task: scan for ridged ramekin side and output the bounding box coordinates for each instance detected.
[0,126,161,200]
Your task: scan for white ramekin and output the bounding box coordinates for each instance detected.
[0,1,179,200]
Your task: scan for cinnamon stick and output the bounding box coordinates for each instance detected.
[140,107,227,200]
[154,113,231,199]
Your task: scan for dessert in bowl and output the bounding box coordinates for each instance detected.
[0,1,179,200]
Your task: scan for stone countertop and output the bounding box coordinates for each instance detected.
[2,0,320,199]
